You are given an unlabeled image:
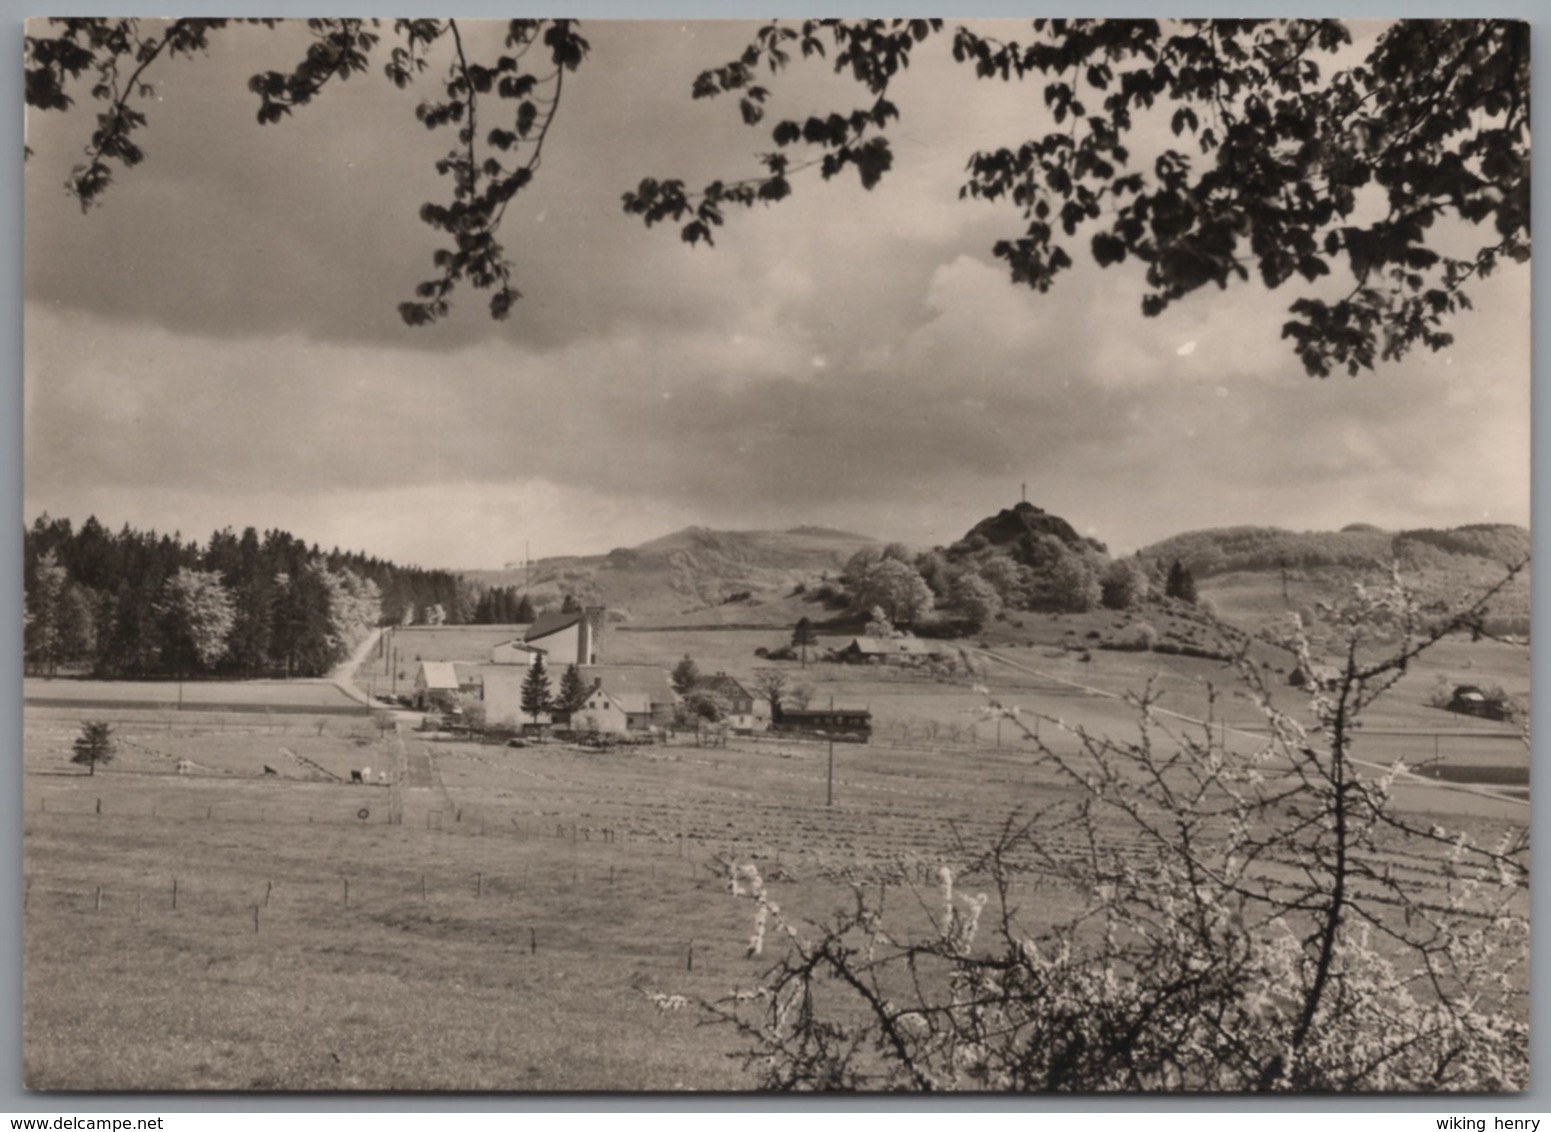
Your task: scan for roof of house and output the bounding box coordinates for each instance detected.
[847,636,946,656]
[452,663,485,686]
[417,661,461,690]
[525,611,586,642]
[698,673,753,702]
[493,639,544,654]
[580,665,678,714]
[580,687,627,713]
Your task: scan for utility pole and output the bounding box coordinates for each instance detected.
[825,733,835,807]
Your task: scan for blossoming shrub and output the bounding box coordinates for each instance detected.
[704,567,1529,1091]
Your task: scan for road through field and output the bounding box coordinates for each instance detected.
[328,627,383,706]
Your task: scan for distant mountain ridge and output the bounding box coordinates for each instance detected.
[1138,523,1529,578]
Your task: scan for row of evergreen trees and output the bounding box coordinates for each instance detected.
[470,585,536,624]
[23,514,472,679]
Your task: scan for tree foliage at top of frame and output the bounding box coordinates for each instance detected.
[26,18,1529,374]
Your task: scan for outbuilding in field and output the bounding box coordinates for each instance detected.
[413,661,469,711]
[840,636,949,664]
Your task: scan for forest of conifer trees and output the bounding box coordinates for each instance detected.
[22,515,482,679]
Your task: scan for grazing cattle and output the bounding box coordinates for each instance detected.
[262,765,278,777]
[350,770,364,784]
[377,770,389,784]
[176,759,195,775]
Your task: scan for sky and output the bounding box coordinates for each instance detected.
[23,19,1531,569]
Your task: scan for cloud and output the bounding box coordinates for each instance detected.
[22,20,1532,565]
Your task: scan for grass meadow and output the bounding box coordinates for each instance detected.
[22,620,1529,1090]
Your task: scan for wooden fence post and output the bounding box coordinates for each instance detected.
[172,877,178,910]
[343,878,349,907]
[94,886,102,913]
[265,880,273,908]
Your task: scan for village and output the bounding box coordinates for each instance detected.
[398,605,920,744]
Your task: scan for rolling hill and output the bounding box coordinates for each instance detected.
[1138,523,1530,634]
[461,526,879,626]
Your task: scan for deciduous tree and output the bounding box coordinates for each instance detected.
[849,558,934,625]
[949,571,1001,630]
[751,668,789,720]
[157,567,236,675]
[706,565,1530,1091]
[25,19,1526,369]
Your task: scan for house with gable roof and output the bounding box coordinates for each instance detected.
[695,671,757,731]
[578,664,678,731]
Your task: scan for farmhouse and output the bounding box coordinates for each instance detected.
[574,687,631,735]
[841,636,949,664]
[1447,684,1514,722]
[580,665,678,731]
[695,672,757,731]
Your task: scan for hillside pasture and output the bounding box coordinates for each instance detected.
[25,707,393,787]
[23,677,366,715]
[24,690,1527,1089]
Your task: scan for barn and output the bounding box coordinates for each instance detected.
[524,608,605,668]
[412,661,465,711]
[840,636,948,664]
